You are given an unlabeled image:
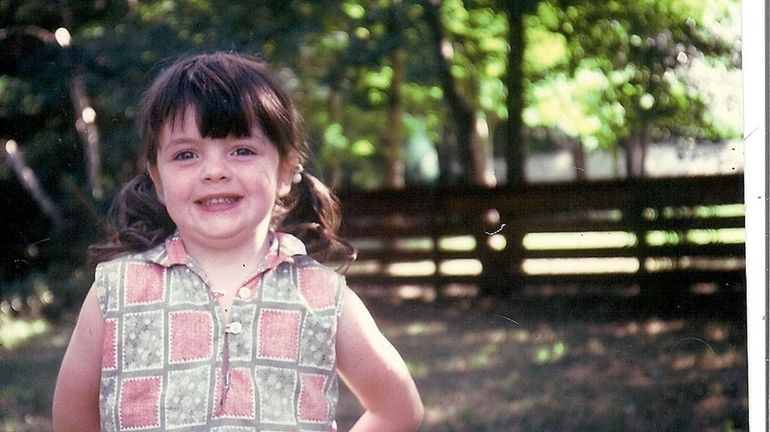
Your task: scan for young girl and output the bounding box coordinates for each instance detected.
[52,52,423,432]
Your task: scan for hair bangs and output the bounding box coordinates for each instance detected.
[141,53,302,165]
[180,64,257,139]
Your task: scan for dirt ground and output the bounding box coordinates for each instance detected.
[0,284,748,432]
[339,284,748,432]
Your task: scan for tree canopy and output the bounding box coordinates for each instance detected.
[0,0,741,295]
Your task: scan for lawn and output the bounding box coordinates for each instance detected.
[338,284,748,432]
[0,284,747,432]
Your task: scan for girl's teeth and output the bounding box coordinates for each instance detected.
[201,197,236,205]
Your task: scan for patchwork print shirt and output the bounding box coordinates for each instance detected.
[95,232,343,431]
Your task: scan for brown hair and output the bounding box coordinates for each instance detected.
[90,52,355,266]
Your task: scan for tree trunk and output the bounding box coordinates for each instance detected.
[59,0,103,199]
[504,1,536,185]
[70,76,103,199]
[7,6,104,199]
[324,64,345,188]
[3,140,62,225]
[625,125,649,178]
[625,135,637,178]
[422,0,488,186]
[611,141,622,177]
[571,137,587,180]
[639,124,649,177]
[383,49,406,189]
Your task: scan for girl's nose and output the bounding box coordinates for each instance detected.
[201,155,231,182]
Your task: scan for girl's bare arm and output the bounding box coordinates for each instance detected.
[336,287,424,432]
[52,286,103,432]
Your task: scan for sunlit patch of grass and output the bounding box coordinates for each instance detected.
[404,321,448,336]
[438,235,476,251]
[439,259,482,276]
[386,260,435,276]
[345,259,382,275]
[523,257,640,274]
[405,359,430,379]
[459,403,488,430]
[700,348,744,371]
[0,317,49,350]
[650,204,745,219]
[523,231,637,250]
[470,343,499,368]
[647,228,745,246]
[0,414,50,432]
[533,341,568,364]
[685,228,744,244]
[645,256,745,272]
[723,419,744,432]
[393,237,433,251]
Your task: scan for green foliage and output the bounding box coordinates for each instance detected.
[531,0,742,148]
[0,0,744,308]
[440,0,509,119]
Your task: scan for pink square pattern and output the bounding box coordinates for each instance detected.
[298,373,329,423]
[163,237,187,266]
[297,267,337,310]
[169,311,213,363]
[125,262,165,305]
[119,376,161,430]
[257,309,302,361]
[102,318,117,370]
[213,367,256,418]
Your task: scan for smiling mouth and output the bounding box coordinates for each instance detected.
[196,196,241,206]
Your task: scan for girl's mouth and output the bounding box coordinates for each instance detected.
[196,196,241,206]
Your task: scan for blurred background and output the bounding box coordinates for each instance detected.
[0,1,746,431]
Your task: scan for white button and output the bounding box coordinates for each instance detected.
[238,287,251,299]
[227,322,243,334]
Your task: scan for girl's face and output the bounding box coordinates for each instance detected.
[148,107,294,253]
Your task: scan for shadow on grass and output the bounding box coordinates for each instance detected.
[0,283,747,432]
[338,283,748,432]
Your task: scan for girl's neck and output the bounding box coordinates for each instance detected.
[179,230,272,322]
[181,230,272,282]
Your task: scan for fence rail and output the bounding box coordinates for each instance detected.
[338,174,745,296]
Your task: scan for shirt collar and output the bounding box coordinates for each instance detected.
[140,231,307,269]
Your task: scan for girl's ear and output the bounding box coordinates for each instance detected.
[147,165,165,203]
[276,153,299,198]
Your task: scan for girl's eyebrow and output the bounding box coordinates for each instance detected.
[165,136,200,147]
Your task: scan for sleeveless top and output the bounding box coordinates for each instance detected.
[95,232,343,431]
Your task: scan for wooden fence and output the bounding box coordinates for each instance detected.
[337,174,745,297]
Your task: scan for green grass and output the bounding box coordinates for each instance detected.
[0,316,70,432]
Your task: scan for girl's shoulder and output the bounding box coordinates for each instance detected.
[91,242,174,316]
[284,254,346,281]
[274,231,346,279]
[94,238,178,273]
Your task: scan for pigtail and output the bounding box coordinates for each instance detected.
[278,172,357,268]
[90,53,354,268]
[88,173,176,265]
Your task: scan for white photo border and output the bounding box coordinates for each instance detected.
[742,1,768,430]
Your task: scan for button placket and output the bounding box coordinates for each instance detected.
[226,321,243,334]
[237,287,251,300]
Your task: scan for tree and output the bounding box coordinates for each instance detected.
[420,0,514,186]
[500,0,540,184]
[543,0,740,177]
[0,0,744,305]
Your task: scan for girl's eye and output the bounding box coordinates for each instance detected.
[233,147,257,156]
[173,150,196,161]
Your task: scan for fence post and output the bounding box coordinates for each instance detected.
[478,208,521,298]
[631,194,650,292]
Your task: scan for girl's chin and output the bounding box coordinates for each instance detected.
[179,224,266,244]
